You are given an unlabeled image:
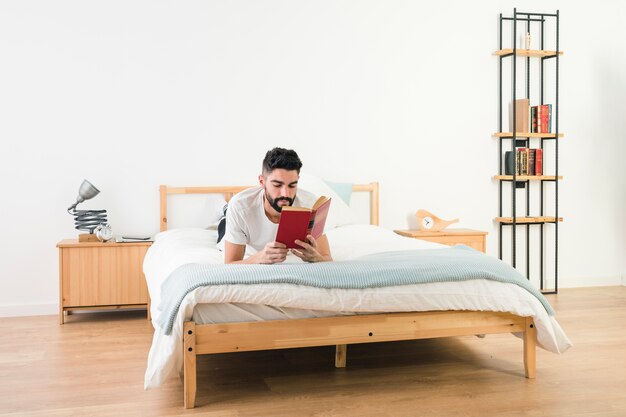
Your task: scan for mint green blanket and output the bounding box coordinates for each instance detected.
[155,246,554,335]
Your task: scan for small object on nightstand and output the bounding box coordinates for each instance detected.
[415,209,459,232]
[94,223,113,242]
[115,236,153,243]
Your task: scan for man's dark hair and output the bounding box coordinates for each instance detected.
[262,147,303,175]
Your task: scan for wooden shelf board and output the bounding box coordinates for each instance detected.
[493,175,563,181]
[394,229,488,237]
[493,132,564,138]
[494,49,564,58]
[495,216,563,224]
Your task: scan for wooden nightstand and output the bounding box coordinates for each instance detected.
[394,229,487,253]
[57,239,152,324]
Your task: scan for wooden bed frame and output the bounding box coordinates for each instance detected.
[158,183,536,409]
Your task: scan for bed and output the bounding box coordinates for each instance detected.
[144,177,572,409]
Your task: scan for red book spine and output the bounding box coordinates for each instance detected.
[535,148,543,175]
[538,104,550,133]
[547,104,552,133]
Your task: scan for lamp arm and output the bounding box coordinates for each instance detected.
[68,207,108,234]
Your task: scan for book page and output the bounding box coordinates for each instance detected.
[310,198,331,239]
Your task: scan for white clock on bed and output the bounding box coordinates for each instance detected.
[415,209,459,232]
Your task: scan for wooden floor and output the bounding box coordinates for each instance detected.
[0,286,625,416]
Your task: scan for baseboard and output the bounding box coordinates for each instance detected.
[0,303,149,318]
[560,275,624,288]
[0,303,57,318]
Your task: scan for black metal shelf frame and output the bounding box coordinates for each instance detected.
[497,8,560,294]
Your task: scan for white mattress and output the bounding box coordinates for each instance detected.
[144,225,572,389]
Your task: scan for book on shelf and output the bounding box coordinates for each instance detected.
[503,147,543,176]
[547,105,552,132]
[535,148,543,175]
[537,105,546,133]
[530,104,552,133]
[512,98,530,133]
[275,196,331,248]
[504,151,515,175]
[519,148,528,175]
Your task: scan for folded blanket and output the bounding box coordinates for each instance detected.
[155,246,554,335]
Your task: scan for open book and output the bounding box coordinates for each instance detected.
[275,196,331,249]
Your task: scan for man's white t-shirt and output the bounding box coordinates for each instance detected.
[217,186,318,255]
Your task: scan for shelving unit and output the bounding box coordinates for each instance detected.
[496,9,562,294]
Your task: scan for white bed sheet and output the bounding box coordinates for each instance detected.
[144,225,572,389]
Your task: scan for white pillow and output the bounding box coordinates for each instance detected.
[206,194,228,229]
[297,173,359,230]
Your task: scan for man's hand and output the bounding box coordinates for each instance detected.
[254,241,288,264]
[225,241,288,264]
[292,235,332,263]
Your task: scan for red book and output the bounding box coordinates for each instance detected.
[547,104,552,133]
[535,148,543,175]
[537,104,550,133]
[275,196,331,248]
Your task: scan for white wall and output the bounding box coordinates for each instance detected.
[1,0,624,316]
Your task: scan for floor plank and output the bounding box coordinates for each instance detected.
[0,286,625,416]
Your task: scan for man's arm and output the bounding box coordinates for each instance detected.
[291,234,333,263]
[224,241,247,264]
[224,240,288,264]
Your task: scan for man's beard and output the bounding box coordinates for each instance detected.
[265,189,294,213]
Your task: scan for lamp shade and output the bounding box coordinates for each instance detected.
[76,179,100,203]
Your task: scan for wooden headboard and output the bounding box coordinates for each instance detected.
[159,183,379,231]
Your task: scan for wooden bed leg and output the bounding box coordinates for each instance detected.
[184,322,197,409]
[335,344,347,368]
[523,317,537,379]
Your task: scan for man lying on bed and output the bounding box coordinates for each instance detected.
[218,147,333,264]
